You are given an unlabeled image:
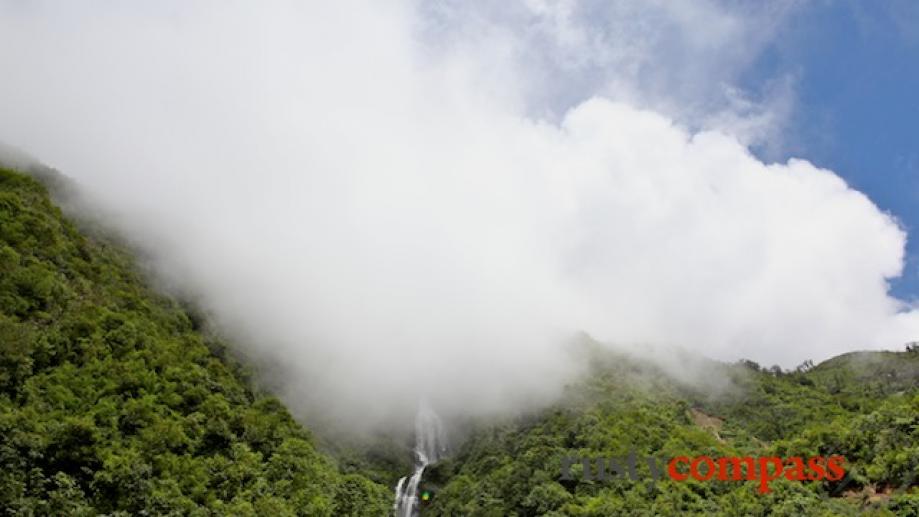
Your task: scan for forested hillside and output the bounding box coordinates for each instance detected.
[424,345,919,516]
[0,167,392,515]
[2,164,917,516]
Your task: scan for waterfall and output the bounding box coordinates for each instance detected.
[394,401,447,517]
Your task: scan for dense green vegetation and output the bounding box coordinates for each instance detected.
[2,164,917,516]
[424,345,919,516]
[0,167,392,515]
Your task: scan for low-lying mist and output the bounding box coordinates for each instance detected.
[1,1,917,432]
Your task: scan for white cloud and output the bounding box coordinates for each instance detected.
[418,0,799,141]
[0,1,915,428]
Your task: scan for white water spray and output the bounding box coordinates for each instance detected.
[394,402,448,516]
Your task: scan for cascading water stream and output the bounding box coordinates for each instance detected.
[394,402,447,516]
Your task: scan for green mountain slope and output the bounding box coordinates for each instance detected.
[3,163,917,516]
[424,345,919,516]
[0,167,391,515]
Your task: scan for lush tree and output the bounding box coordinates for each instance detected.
[0,167,392,514]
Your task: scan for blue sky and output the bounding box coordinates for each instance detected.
[744,1,919,299]
[2,1,919,374]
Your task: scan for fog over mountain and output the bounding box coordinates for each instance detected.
[1,1,917,429]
